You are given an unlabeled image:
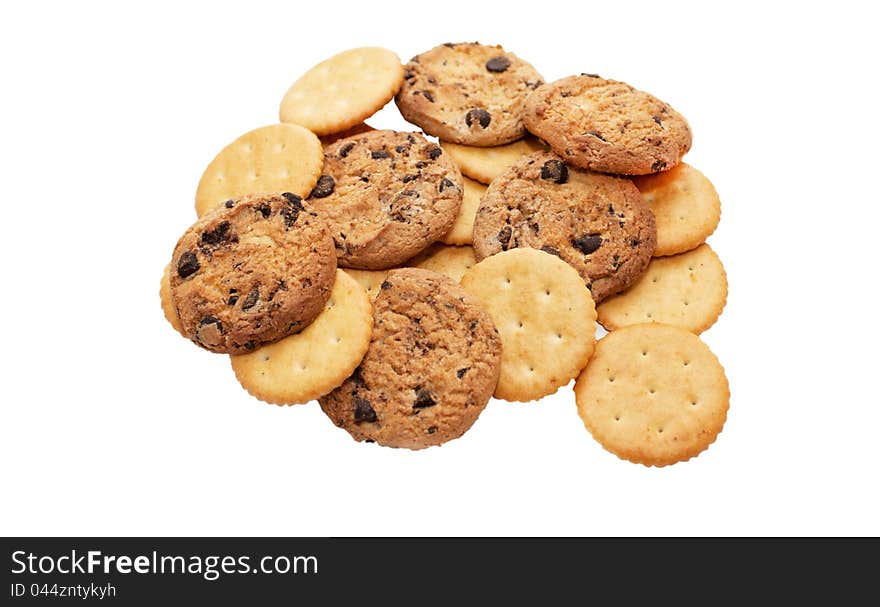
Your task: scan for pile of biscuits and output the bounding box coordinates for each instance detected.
[161,43,730,466]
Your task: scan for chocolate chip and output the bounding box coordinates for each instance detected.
[427,426,437,434]
[176,251,200,278]
[485,56,511,72]
[415,161,428,169]
[402,174,418,183]
[469,320,479,331]
[427,146,442,160]
[380,280,392,290]
[243,341,256,351]
[360,176,369,183]
[364,439,376,443]
[439,178,456,192]
[339,142,356,158]
[540,245,561,257]
[560,91,572,98]
[608,204,616,215]
[350,366,367,388]
[353,397,377,423]
[412,389,436,409]
[630,238,641,248]
[581,73,600,78]
[540,159,568,184]
[200,221,232,246]
[257,203,272,218]
[396,145,409,153]
[653,115,663,126]
[280,193,304,227]
[224,199,235,208]
[572,234,602,255]
[309,175,335,199]
[612,255,621,270]
[199,316,223,333]
[456,367,469,379]
[498,226,512,250]
[227,294,239,306]
[651,160,667,172]
[443,42,456,48]
[404,68,415,80]
[586,130,606,142]
[242,286,259,311]
[465,108,491,129]
[371,149,390,159]
[420,90,435,103]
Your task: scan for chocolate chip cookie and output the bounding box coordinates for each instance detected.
[396,42,544,146]
[472,151,656,302]
[170,192,336,354]
[311,130,463,269]
[319,268,502,449]
[524,74,692,175]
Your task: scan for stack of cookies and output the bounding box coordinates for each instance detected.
[161,42,730,466]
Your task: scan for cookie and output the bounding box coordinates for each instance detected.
[440,176,484,245]
[319,122,375,147]
[159,264,184,337]
[524,74,692,175]
[342,268,391,300]
[597,244,727,335]
[460,248,596,402]
[170,192,336,354]
[631,163,720,256]
[195,124,324,217]
[319,268,502,450]
[574,323,729,466]
[231,270,373,405]
[472,151,656,303]
[441,136,547,184]
[311,130,463,269]
[280,47,404,136]
[396,42,544,146]
[410,244,477,283]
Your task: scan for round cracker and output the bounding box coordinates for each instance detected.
[461,248,596,401]
[159,264,185,337]
[230,270,373,405]
[597,244,727,335]
[632,163,721,256]
[410,244,477,283]
[441,136,547,185]
[280,47,403,136]
[342,268,391,300]
[440,177,484,245]
[195,124,323,217]
[319,122,376,147]
[575,323,729,466]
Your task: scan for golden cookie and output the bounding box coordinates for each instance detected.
[440,176,483,245]
[441,136,547,185]
[460,248,596,401]
[410,244,477,283]
[195,124,323,217]
[575,324,729,466]
[632,163,721,256]
[319,122,376,147]
[280,47,404,136]
[343,268,391,300]
[597,244,727,335]
[231,270,373,405]
[159,264,184,337]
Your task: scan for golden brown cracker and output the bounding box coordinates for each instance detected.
[440,176,484,245]
[441,137,547,185]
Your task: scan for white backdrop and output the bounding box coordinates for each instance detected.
[1,1,877,536]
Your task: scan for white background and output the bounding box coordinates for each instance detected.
[1,1,877,536]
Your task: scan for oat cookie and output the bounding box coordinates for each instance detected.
[473,151,656,302]
[396,42,544,146]
[575,324,729,466]
[410,244,477,282]
[440,176,484,245]
[195,124,323,217]
[597,244,727,334]
[311,130,463,269]
[231,270,373,405]
[524,74,692,175]
[460,248,596,402]
[280,47,403,135]
[170,193,336,354]
[342,268,391,300]
[632,163,720,256]
[159,264,184,337]
[319,268,502,449]
[442,136,547,184]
